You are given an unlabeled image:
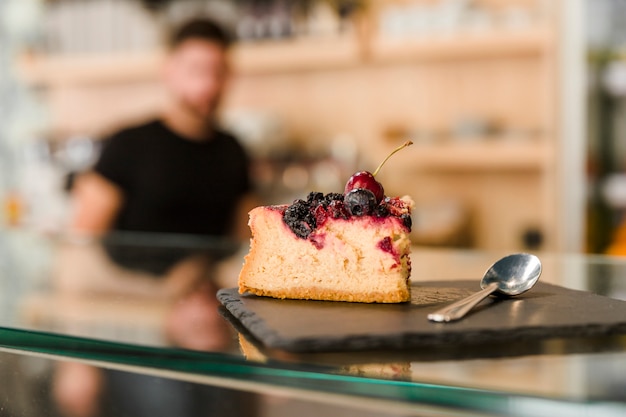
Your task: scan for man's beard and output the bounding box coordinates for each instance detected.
[178,94,220,121]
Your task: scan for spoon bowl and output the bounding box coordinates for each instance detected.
[480,253,542,296]
[427,253,542,323]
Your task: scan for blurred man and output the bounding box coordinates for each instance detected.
[54,19,260,417]
[69,18,257,299]
[73,18,255,244]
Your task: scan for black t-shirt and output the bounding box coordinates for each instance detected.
[94,119,251,237]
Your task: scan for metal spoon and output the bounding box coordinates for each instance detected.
[427,253,542,323]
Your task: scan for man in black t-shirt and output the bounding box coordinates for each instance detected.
[66,15,260,315]
[71,18,258,278]
[94,121,250,237]
[73,18,256,244]
[67,18,260,336]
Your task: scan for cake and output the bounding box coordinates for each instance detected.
[238,191,413,303]
[238,141,414,304]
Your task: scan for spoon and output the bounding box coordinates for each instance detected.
[427,253,542,323]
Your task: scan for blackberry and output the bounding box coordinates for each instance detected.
[306,192,324,205]
[324,193,344,205]
[283,199,316,239]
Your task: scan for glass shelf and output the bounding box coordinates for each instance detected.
[1,229,626,416]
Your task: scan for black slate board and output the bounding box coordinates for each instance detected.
[217,281,626,353]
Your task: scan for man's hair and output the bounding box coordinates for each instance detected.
[168,18,233,50]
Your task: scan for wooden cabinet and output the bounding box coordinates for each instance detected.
[16,1,562,251]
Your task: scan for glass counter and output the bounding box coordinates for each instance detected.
[1,228,625,417]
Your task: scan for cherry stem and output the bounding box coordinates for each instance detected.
[372,140,413,177]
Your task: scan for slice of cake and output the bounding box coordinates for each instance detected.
[238,192,413,303]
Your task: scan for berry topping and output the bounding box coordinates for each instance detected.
[281,191,412,241]
[345,188,377,216]
[344,171,384,202]
[328,199,350,219]
[401,213,412,230]
[324,192,344,204]
[306,191,324,205]
[283,199,316,239]
[344,141,413,203]
[373,203,389,218]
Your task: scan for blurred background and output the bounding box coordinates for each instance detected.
[0,0,623,255]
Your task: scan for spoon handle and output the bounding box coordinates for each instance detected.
[427,282,499,323]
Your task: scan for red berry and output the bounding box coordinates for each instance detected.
[343,141,413,203]
[344,171,384,202]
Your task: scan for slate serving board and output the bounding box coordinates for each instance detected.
[217,281,626,353]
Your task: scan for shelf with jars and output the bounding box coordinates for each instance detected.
[17,34,364,86]
[17,25,552,86]
[14,0,564,252]
[369,27,552,63]
[18,0,554,84]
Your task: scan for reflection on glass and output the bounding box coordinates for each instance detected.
[23,231,251,417]
[23,231,242,349]
[3,230,626,415]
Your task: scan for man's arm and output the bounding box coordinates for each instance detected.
[71,172,124,234]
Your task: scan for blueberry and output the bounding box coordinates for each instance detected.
[345,189,376,216]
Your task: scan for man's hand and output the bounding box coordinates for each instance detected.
[71,172,123,235]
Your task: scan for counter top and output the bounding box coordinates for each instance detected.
[1,229,626,417]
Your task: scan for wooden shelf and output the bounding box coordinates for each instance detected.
[17,51,164,86]
[232,36,362,74]
[402,139,553,172]
[370,28,552,63]
[16,36,362,87]
[16,27,551,87]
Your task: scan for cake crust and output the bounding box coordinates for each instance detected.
[238,284,410,303]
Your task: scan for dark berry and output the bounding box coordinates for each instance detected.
[324,193,344,205]
[344,171,384,203]
[374,203,389,218]
[283,199,316,239]
[306,192,324,205]
[328,200,349,219]
[345,189,377,216]
[401,213,412,230]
